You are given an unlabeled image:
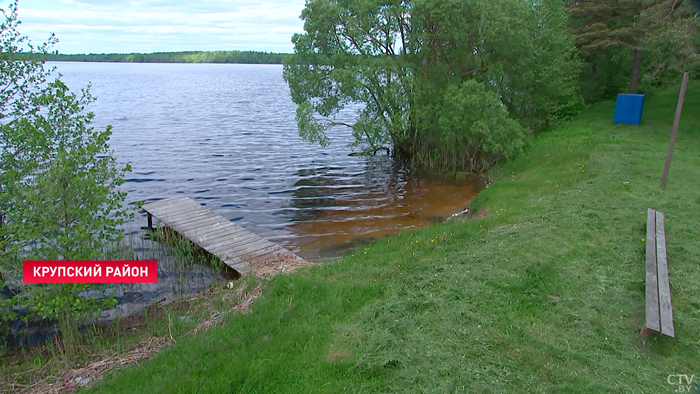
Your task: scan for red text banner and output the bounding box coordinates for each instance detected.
[22,260,157,283]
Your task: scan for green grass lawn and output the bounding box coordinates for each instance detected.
[92,84,700,393]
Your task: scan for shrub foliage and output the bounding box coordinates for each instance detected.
[0,2,129,346]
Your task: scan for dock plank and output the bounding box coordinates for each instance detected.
[216,238,272,256]
[207,235,266,255]
[141,196,300,275]
[179,220,240,238]
[166,216,234,232]
[142,199,197,215]
[188,225,249,245]
[140,196,189,209]
[220,243,283,263]
[178,225,244,246]
[154,205,218,220]
[166,213,230,229]
[158,212,221,228]
[187,227,260,253]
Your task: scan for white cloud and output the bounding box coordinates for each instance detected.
[7,0,306,53]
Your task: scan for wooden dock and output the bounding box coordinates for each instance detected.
[139,196,300,274]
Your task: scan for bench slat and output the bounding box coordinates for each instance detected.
[655,211,675,338]
[645,208,661,333]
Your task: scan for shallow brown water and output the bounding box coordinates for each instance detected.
[288,172,482,258]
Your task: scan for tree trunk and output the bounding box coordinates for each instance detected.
[628,30,645,94]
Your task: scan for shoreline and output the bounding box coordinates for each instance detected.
[4,82,700,392]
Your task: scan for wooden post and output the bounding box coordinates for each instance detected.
[147,212,153,230]
[0,211,5,249]
[661,71,689,188]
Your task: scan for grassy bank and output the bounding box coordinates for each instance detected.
[2,275,263,393]
[85,83,700,393]
[38,83,700,392]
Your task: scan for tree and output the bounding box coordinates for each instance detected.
[284,0,581,172]
[0,1,56,118]
[567,0,640,56]
[567,0,640,100]
[568,0,699,100]
[636,0,700,90]
[284,0,414,154]
[0,1,129,354]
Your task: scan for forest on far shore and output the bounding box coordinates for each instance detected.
[45,50,287,64]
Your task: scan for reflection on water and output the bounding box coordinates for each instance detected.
[52,62,482,259]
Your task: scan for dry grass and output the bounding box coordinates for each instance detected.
[11,336,171,394]
[188,256,311,335]
[252,255,311,279]
[188,281,262,336]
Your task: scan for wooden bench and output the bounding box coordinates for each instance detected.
[641,208,675,338]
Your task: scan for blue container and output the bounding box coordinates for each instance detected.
[614,94,645,125]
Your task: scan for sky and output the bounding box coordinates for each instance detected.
[3,0,307,54]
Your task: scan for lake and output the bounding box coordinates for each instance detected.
[52,62,482,259]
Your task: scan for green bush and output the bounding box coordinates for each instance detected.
[0,1,129,356]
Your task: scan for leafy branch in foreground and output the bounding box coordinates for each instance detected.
[0,1,129,357]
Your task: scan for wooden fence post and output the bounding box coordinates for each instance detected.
[661,71,689,188]
[0,211,5,250]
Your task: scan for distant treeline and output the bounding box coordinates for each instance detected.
[43,50,288,64]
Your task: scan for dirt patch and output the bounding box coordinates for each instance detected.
[252,255,312,279]
[325,348,351,362]
[468,207,489,221]
[443,206,489,224]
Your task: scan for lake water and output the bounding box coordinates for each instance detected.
[52,62,482,260]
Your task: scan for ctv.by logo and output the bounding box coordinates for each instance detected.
[667,374,697,393]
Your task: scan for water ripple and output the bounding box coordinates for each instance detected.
[53,62,482,259]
